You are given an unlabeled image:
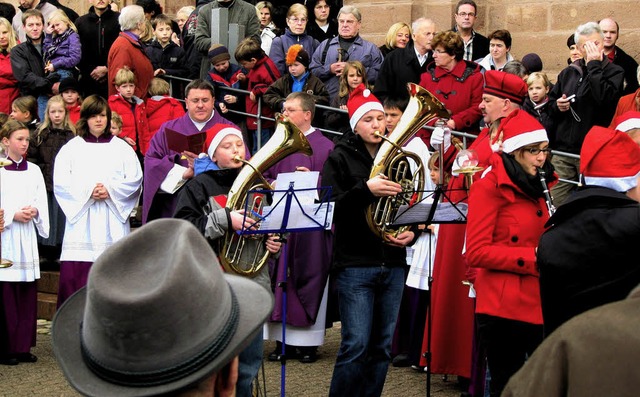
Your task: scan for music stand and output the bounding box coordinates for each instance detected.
[391,181,470,397]
[238,181,333,397]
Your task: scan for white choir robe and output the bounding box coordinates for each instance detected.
[54,136,142,262]
[0,161,50,282]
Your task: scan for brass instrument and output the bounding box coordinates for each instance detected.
[538,167,556,217]
[366,83,450,242]
[219,114,313,277]
[0,157,12,268]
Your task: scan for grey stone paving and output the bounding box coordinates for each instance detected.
[0,321,462,397]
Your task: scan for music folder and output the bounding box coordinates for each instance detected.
[166,128,206,154]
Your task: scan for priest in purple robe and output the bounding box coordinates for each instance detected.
[142,79,238,223]
[263,92,334,363]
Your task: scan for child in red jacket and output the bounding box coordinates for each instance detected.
[234,38,281,154]
[108,67,149,161]
[59,78,81,126]
[145,78,185,154]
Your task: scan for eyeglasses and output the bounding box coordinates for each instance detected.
[288,17,307,24]
[457,12,476,17]
[524,147,551,155]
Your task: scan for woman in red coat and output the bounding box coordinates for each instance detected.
[415,30,482,382]
[0,18,19,114]
[466,109,556,397]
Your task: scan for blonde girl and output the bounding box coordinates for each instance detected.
[0,119,49,365]
[326,61,370,136]
[32,96,75,264]
[43,10,81,81]
[524,72,554,135]
[0,17,19,114]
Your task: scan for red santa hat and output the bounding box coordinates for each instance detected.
[484,70,528,105]
[497,109,548,154]
[613,110,640,133]
[204,124,244,158]
[347,84,384,131]
[580,126,640,192]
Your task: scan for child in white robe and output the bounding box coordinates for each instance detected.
[53,95,142,308]
[0,120,49,365]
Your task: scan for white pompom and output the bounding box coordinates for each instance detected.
[363,89,371,97]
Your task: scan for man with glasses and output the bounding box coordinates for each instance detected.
[310,5,383,101]
[263,92,334,364]
[142,79,238,224]
[452,0,489,62]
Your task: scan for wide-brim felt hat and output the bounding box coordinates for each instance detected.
[52,218,273,397]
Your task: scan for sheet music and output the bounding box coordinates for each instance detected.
[273,171,319,204]
[391,202,468,225]
[258,202,334,231]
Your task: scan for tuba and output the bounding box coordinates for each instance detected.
[366,83,450,242]
[219,114,313,277]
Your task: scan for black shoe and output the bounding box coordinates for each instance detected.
[268,341,282,362]
[0,356,19,365]
[268,342,298,361]
[392,353,411,367]
[298,346,318,363]
[15,353,37,363]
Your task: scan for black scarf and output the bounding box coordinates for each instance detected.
[501,152,555,199]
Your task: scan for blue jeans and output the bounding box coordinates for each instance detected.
[329,266,405,397]
[236,329,263,397]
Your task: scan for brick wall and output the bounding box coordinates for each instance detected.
[350,0,640,81]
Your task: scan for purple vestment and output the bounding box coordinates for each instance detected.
[142,112,237,223]
[264,130,334,327]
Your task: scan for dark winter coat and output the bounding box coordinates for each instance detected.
[321,132,410,270]
[11,37,54,97]
[548,58,624,153]
[268,28,320,76]
[373,44,432,103]
[538,186,640,336]
[263,71,329,112]
[32,127,75,192]
[611,45,640,95]
[144,40,188,77]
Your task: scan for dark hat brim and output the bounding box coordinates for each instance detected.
[52,274,273,397]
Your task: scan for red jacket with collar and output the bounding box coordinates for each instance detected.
[145,95,185,153]
[66,103,81,125]
[0,51,19,114]
[107,32,154,99]
[244,56,281,130]
[466,153,553,325]
[108,94,149,153]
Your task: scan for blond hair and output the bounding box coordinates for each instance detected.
[36,95,76,143]
[338,61,369,99]
[148,77,170,96]
[526,72,551,89]
[47,9,77,34]
[115,66,137,86]
[0,17,17,51]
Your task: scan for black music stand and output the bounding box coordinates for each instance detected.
[238,182,333,397]
[391,183,470,397]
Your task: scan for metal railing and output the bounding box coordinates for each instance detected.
[164,74,580,186]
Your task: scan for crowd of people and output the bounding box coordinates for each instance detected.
[0,0,639,396]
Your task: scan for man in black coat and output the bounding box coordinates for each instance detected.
[75,0,121,98]
[599,17,640,96]
[537,126,640,337]
[373,18,435,103]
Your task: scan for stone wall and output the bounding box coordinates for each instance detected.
[6,0,639,80]
[350,0,640,80]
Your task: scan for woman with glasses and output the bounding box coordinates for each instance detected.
[269,3,320,76]
[465,110,556,397]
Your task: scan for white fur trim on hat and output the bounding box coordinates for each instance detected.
[584,170,640,193]
[616,118,640,133]
[207,127,244,158]
[349,101,385,130]
[502,129,548,154]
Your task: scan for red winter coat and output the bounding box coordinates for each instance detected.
[108,94,149,153]
[66,103,81,125]
[107,32,154,99]
[145,95,185,153]
[244,56,281,130]
[0,51,19,114]
[466,153,552,325]
[419,60,483,133]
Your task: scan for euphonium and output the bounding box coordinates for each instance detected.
[366,83,450,242]
[219,114,313,277]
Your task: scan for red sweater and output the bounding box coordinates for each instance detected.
[145,95,185,153]
[66,103,81,125]
[0,51,19,114]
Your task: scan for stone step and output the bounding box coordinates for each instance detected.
[37,292,57,321]
[37,271,60,294]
